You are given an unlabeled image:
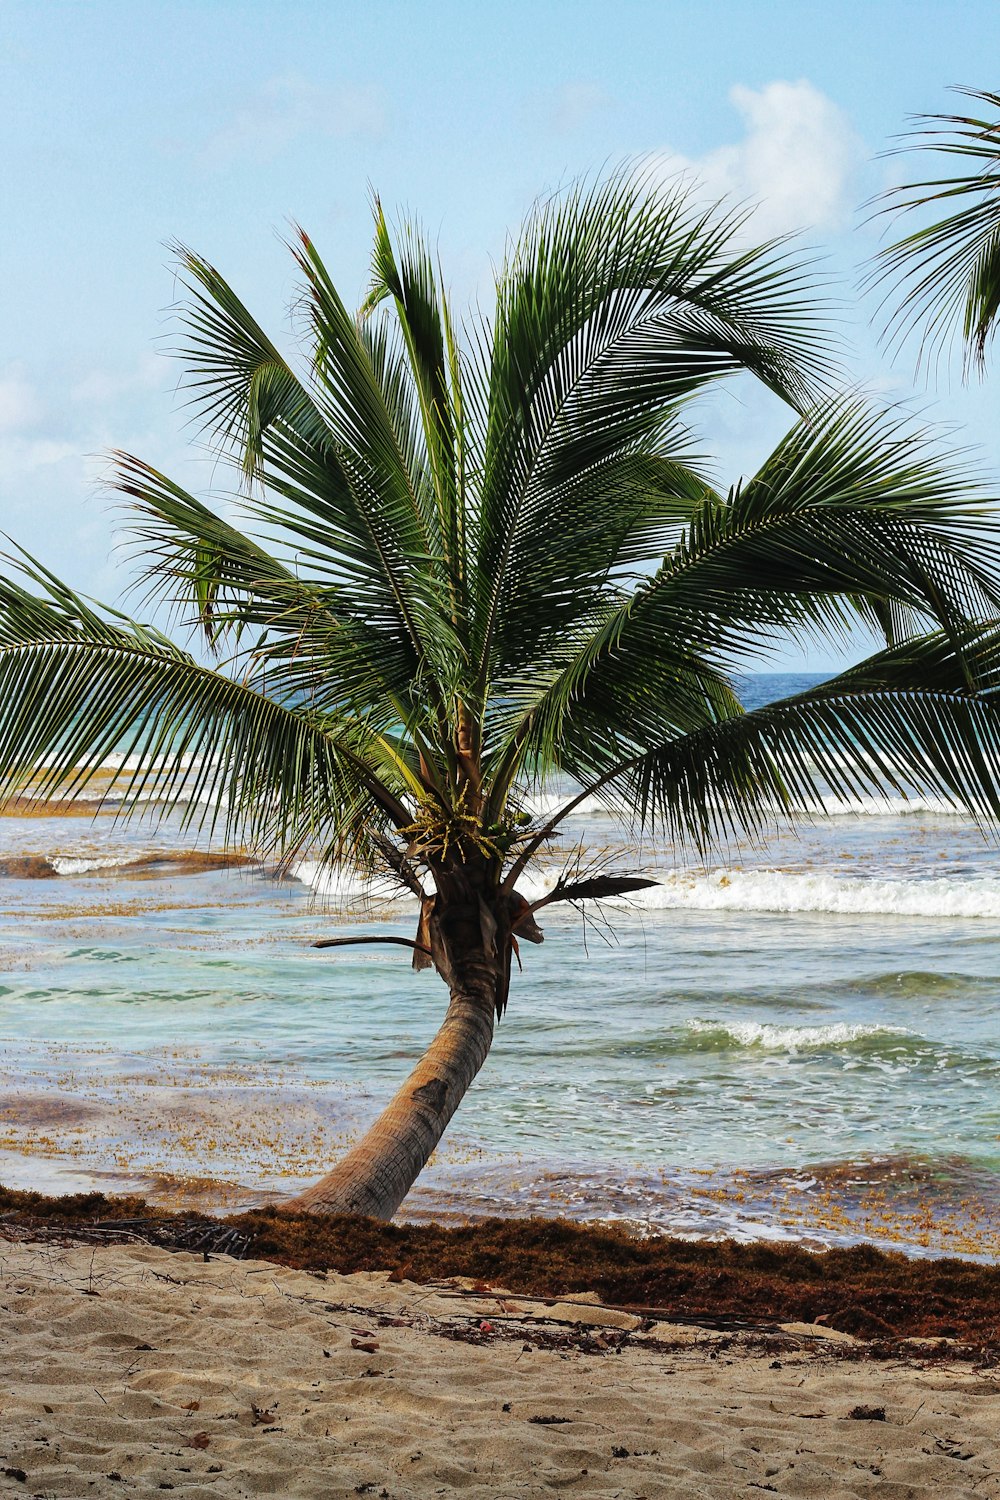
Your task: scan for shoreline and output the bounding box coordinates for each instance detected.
[1,1112,998,1263]
[2,1184,999,1354]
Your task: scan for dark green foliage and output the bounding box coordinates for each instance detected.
[868,87,1000,374]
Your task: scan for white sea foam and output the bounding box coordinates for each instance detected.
[517,865,1000,918]
[290,861,1000,920]
[522,789,972,823]
[49,854,140,875]
[628,869,1000,918]
[787,794,969,819]
[37,751,199,777]
[292,859,413,904]
[521,792,613,820]
[686,1019,910,1051]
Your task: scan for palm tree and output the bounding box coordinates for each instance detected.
[5,174,1000,1221]
[868,87,1000,374]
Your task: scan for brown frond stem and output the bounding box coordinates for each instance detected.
[312,935,431,954]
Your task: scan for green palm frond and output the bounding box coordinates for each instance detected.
[867,87,1000,374]
[361,202,465,593]
[511,671,1000,877]
[172,242,459,705]
[286,233,462,668]
[0,553,413,868]
[503,620,1000,881]
[482,399,1000,810]
[626,683,1000,850]
[470,169,839,689]
[809,620,1000,696]
[114,453,427,735]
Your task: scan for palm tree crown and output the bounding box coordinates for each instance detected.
[5,172,1000,1217]
[868,87,1000,374]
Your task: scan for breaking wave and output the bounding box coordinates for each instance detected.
[511,867,1000,920]
[627,869,1000,918]
[685,1020,913,1053]
[520,790,975,824]
[49,854,150,875]
[291,861,1000,920]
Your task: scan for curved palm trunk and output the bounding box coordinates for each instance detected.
[286,950,498,1221]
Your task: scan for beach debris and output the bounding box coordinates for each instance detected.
[779,1322,856,1344]
[185,1432,210,1449]
[528,1415,571,1425]
[2,1467,27,1483]
[351,1337,380,1353]
[0,1210,253,1261]
[934,1436,974,1460]
[181,1400,200,1412]
[0,855,58,878]
[250,1402,277,1427]
[849,1404,886,1421]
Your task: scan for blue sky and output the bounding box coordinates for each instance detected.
[1,0,998,669]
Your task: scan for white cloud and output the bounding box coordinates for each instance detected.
[0,368,44,433]
[201,72,386,167]
[549,81,612,133]
[657,80,864,239]
[0,360,156,504]
[0,436,77,478]
[70,354,162,407]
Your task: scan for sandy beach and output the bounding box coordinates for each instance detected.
[1,1238,998,1498]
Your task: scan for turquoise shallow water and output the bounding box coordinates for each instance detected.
[0,675,998,1257]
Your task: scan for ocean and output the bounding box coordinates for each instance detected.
[1,674,998,1260]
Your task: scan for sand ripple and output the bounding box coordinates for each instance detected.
[1,1241,998,1497]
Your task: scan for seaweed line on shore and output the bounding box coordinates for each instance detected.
[2,1184,999,1364]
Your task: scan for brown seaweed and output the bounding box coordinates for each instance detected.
[1,1184,998,1354]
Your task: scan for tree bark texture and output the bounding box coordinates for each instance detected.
[286,949,498,1221]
